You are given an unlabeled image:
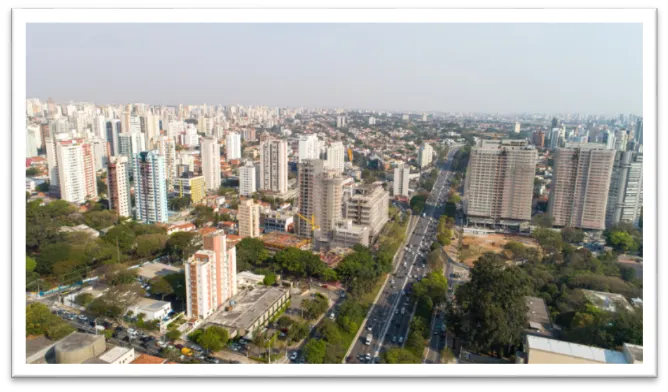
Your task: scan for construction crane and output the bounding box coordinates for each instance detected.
[295,212,319,251]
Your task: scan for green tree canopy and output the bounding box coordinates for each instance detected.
[304,339,327,364]
[149,277,175,300]
[560,227,585,244]
[102,225,136,254]
[166,232,202,261]
[136,233,168,259]
[26,256,37,273]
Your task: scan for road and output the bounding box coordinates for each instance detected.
[346,145,462,364]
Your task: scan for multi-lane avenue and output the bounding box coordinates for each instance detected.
[347,145,461,364]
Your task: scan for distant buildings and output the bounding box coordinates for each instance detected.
[393,163,410,197]
[463,140,536,231]
[298,134,320,162]
[118,132,146,160]
[225,132,242,160]
[325,141,345,173]
[418,143,434,168]
[156,135,177,191]
[606,151,643,227]
[201,136,221,191]
[105,120,121,156]
[133,151,168,224]
[548,145,615,230]
[514,122,521,133]
[107,156,131,218]
[532,130,545,148]
[238,199,261,238]
[260,139,288,194]
[336,115,347,128]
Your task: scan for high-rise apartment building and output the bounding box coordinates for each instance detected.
[393,163,410,197]
[549,128,561,149]
[297,159,325,238]
[463,140,537,230]
[238,199,261,238]
[532,130,545,148]
[106,120,121,156]
[418,143,434,168]
[226,132,242,160]
[515,122,521,133]
[185,250,217,320]
[336,115,347,128]
[56,139,97,204]
[548,145,616,230]
[343,183,390,238]
[325,141,345,173]
[156,135,177,191]
[142,113,161,149]
[239,161,257,196]
[614,129,628,152]
[298,134,320,162]
[107,156,131,218]
[26,124,41,157]
[260,139,288,194]
[203,230,237,305]
[606,152,643,227]
[182,124,199,147]
[315,170,345,245]
[201,136,221,191]
[133,151,168,224]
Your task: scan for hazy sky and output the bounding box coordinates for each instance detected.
[27,23,643,114]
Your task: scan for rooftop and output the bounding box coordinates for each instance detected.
[525,296,553,336]
[136,262,182,280]
[135,297,171,311]
[131,353,167,364]
[55,332,104,353]
[207,286,289,333]
[526,335,628,364]
[26,335,55,359]
[98,346,134,363]
[260,231,310,250]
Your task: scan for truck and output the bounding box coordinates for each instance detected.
[365,333,373,345]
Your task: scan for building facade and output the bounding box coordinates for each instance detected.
[418,143,434,168]
[173,171,206,204]
[238,199,261,238]
[548,146,616,230]
[201,136,221,191]
[463,140,537,230]
[325,141,345,173]
[296,159,325,238]
[133,151,169,224]
[226,132,241,160]
[156,135,177,191]
[298,134,320,162]
[393,163,410,197]
[343,183,390,238]
[606,151,643,227]
[239,161,257,196]
[107,156,131,218]
[260,139,288,194]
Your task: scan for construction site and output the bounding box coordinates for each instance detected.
[445,231,540,268]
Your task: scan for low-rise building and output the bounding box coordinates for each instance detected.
[166,222,196,235]
[330,219,370,249]
[54,332,107,364]
[127,298,172,322]
[262,210,294,233]
[519,335,641,364]
[173,171,206,204]
[96,346,136,364]
[524,296,554,337]
[237,271,266,288]
[203,286,290,339]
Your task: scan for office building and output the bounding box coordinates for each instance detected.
[238,199,261,238]
[463,140,537,231]
[418,143,434,168]
[634,118,643,146]
[106,120,121,156]
[173,171,206,204]
[336,115,347,128]
[133,151,169,224]
[260,139,288,194]
[548,145,616,230]
[118,132,146,160]
[343,183,390,238]
[548,128,561,149]
[226,132,241,160]
[393,163,410,197]
[298,134,320,162]
[606,152,643,227]
[156,135,177,191]
[107,156,131,218]
[239,161,257,196]
[325,141,345,173]
[201,136,221,191]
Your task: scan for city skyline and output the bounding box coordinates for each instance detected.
[27,23,642,115]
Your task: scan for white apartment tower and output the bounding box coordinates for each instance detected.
[238,199,261,238]
[156,135,177,191]
[393,163,410,197]
[226,132,242,160]
[133,151,169,224]
[239,161,257,196]
[325,141,345,173]
[606,151,643,227]
[201,137,221,191]
[260,139,288,194]
[56,139,97,204]
[336,115,347,128]
[418,143,434,168]
[548,146,616,230]
[463,140,537,230]
[298,134,320,162]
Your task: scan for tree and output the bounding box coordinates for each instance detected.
[74,293,94,307]
[190,206,215,227]
[106,268,138,286]
[561,227,585,244]
[301,293,329,320]
[532,228,563,254]
[532,213,553,228]
[197,328,225,353]
[36,182,50,193]
[168,196,191,211]
[304,339,327,364]
[26,167,40,177]
[608,231,639,253]
[447,253,531,357]
[163,273,186,299]
[149,277,175,300]
[136,233,168,258]
[26,256,36,273]
[410,195,427,214]
[383,348,420,364]
[84,210,118,230]
[263,272,277,286]
[166,232,202,261]
[26,302,74,340]
[102,225,136,254]
[165,329,182,341]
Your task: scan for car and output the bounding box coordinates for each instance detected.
[365,353,371,361]
[367,325,373,332]
[398,336,404,344]
[395,309,399,315]
[391,336,397,343]
[289,352,299,361]
[329,313,335,320]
